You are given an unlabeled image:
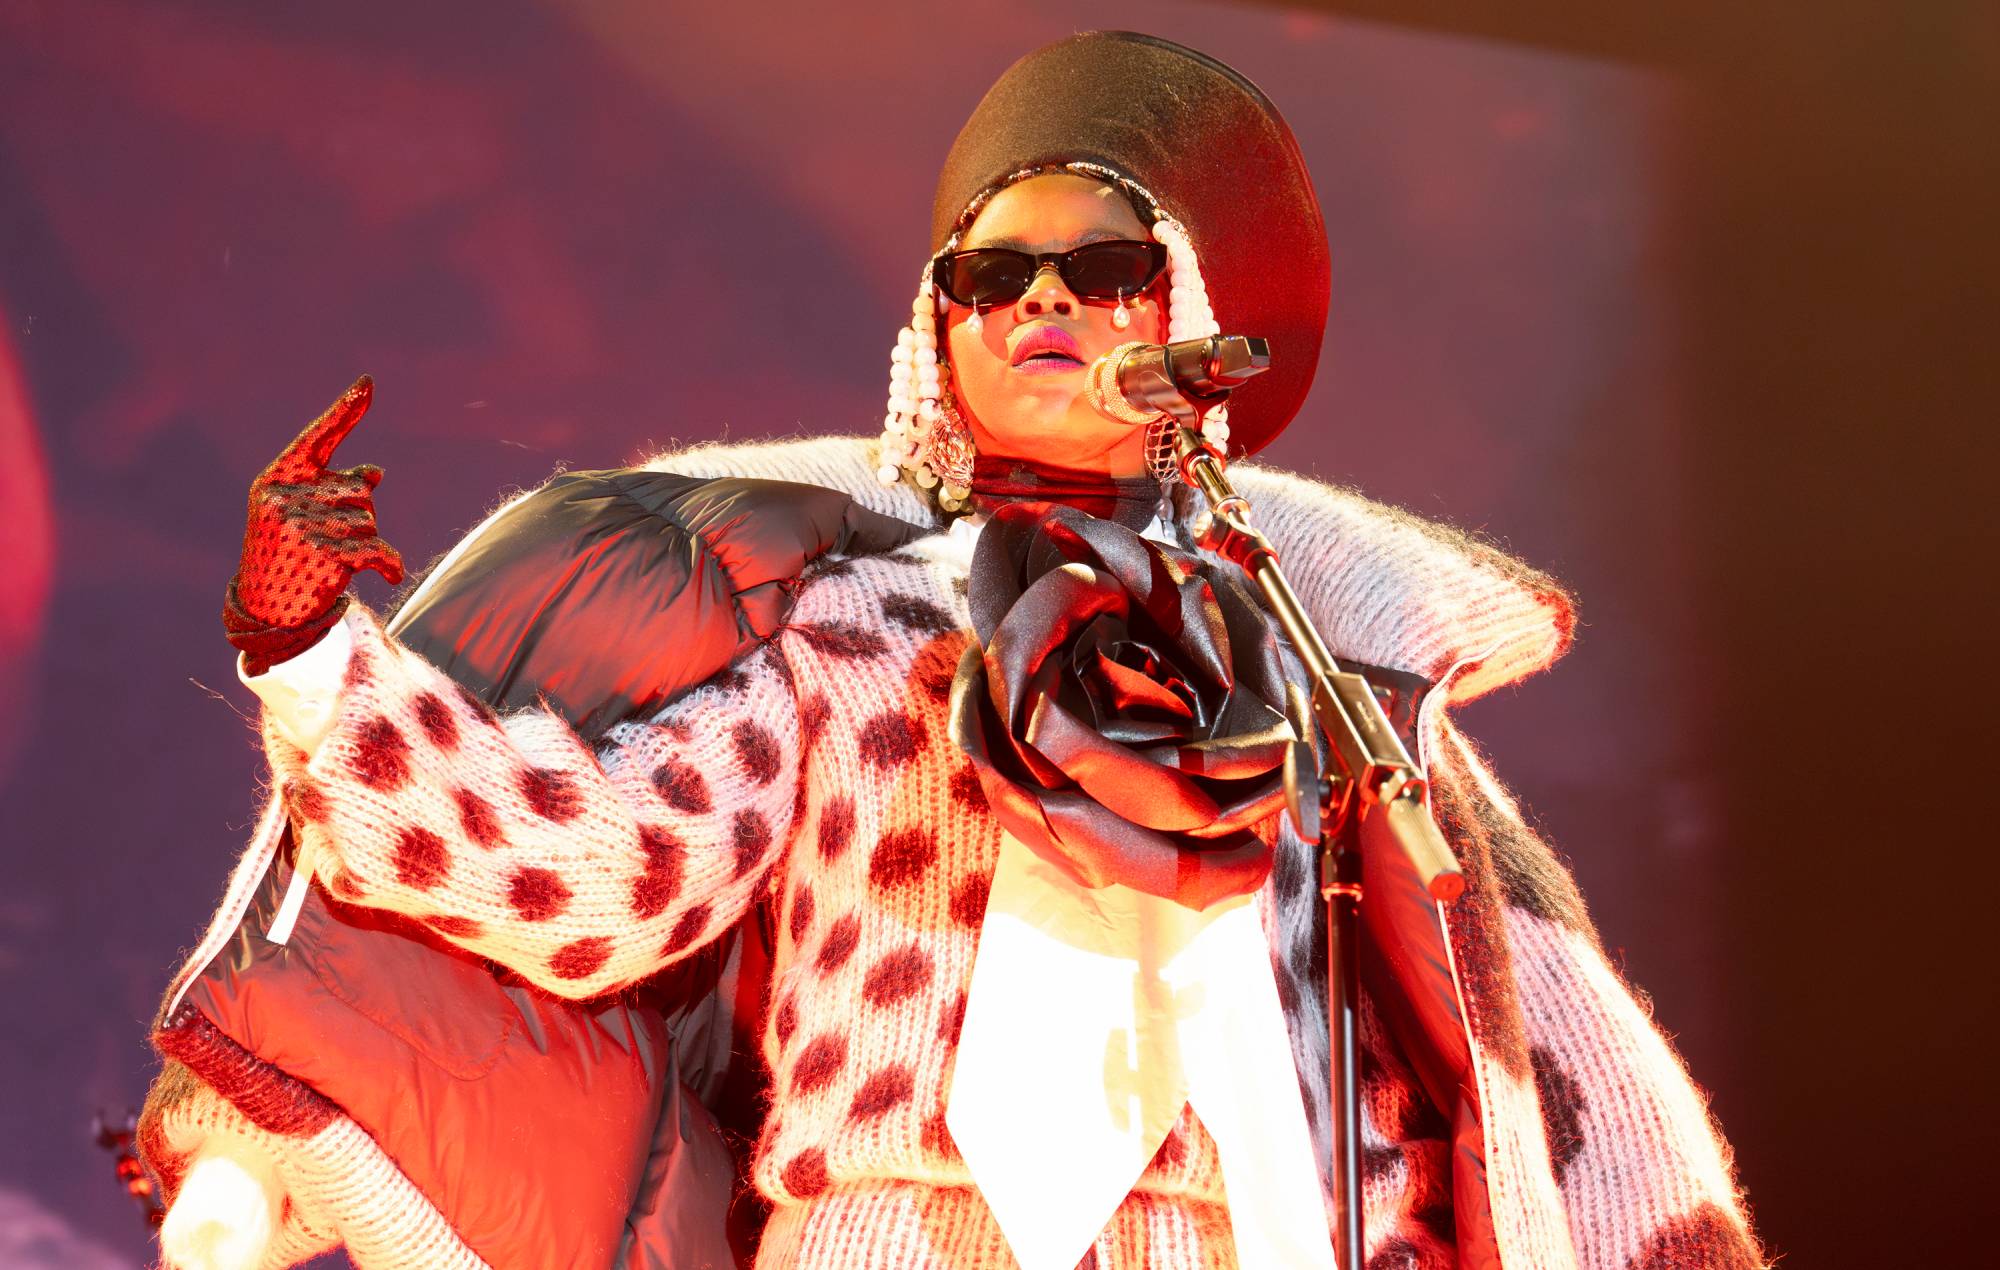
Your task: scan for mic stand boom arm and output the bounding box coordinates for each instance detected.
[1128,336,1465,1268]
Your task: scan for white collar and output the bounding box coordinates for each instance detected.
[931,509,1178,566]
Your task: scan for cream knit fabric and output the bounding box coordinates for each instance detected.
[259,532,1453,1268]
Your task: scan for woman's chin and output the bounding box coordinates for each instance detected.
[978,412,1141,470]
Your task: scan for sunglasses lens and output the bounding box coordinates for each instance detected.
[1061,242,1166,299]
[935,241,1166,308]
[942,251,1034,307]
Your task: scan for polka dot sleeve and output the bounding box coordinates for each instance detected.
[264,604,801,999]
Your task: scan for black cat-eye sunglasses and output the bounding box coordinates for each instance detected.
[931,240,1168,309]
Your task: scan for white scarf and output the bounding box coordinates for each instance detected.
[929,514,1334,1270]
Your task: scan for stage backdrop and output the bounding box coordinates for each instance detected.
[0,1,1717,1264]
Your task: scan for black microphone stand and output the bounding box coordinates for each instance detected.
[1114,336,1466,1268]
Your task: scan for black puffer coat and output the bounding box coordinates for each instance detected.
[142,471,924,1270]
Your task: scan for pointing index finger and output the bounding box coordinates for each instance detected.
[275,375,374,477]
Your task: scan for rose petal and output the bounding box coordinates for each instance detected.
[1086,643,1197,723]
[1023,694,1221,831]
[1090,716,1191,746]
[1037,790,1274,909]
[1170,710,1294,780]
[984,564,1127,731]
[954,502,1302,908]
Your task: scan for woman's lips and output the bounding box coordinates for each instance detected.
[1009,324,1085,373]
[1013,352,1085,375]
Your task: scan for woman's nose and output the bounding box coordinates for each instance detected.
[1015,264,1078,319]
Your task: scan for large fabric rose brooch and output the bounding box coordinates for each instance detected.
[949,502,1296,910]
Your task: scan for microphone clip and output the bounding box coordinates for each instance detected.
[1114,335,1271,429]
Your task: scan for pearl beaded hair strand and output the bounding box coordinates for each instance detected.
[1148,214,1232,459]
[874,263,952,499]
[875,166,1230,511]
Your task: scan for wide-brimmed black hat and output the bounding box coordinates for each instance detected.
[932,31,1329,458]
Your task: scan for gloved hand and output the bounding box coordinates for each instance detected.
[223,376,404,675]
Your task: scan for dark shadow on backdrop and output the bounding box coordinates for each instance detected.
[1294,2,2000,1265]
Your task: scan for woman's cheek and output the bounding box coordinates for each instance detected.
[1078,298,1165,359]
[947,323,1005,430]
[945,320,983,417]
[1132,294,1167,345]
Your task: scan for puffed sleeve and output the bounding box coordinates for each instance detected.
[265,602,801,999]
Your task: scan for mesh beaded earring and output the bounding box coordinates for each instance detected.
[1143,419,1182,484]
[929,382,977,494]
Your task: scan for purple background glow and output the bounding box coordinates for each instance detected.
[7,1,1986,1265]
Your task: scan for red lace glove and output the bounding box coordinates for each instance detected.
[224,376,405,675]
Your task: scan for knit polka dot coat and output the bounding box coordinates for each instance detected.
[145,435,1763,1270]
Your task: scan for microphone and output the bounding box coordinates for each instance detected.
[1083,335,1271,426]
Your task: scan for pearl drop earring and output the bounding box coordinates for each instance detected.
[966,303,984,335]
[1112,290,1131,330]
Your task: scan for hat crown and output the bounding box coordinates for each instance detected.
[930,31,1330,456]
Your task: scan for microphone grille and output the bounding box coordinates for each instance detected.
[1086,342,1166,426]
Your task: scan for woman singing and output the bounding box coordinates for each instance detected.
[143,31,1761,1270]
